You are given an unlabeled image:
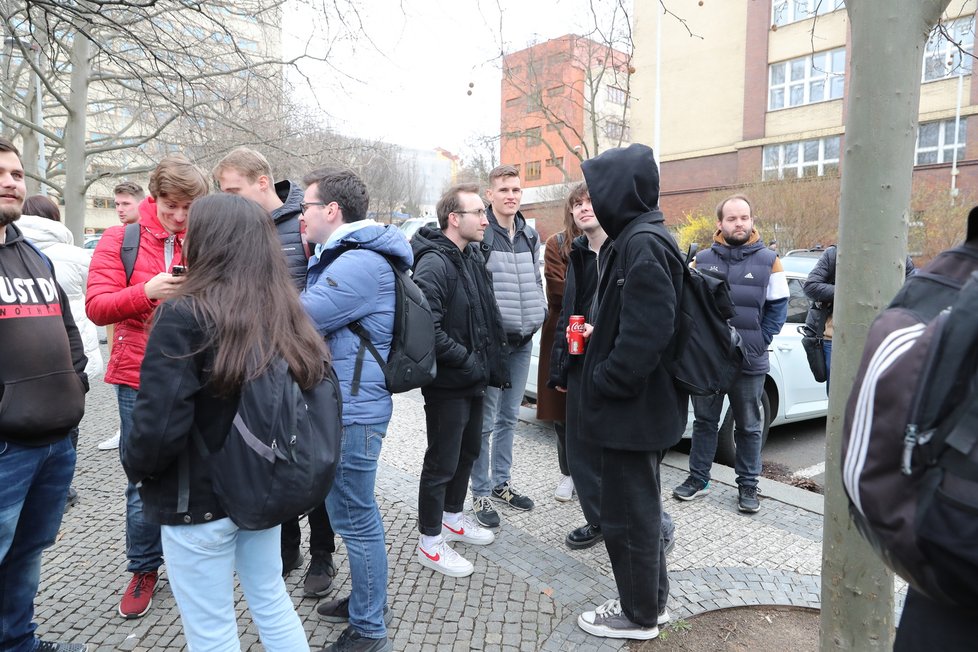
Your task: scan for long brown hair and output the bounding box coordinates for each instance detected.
[177,194,327,395]
[558,182,587,258]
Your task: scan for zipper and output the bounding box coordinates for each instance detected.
[901,309,950,474]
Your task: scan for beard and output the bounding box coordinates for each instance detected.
[0,206,20,229]
[724,230,750,246]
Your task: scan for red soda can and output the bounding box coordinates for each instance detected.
[568,315,586,355]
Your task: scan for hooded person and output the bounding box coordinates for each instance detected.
[574,143,687,642]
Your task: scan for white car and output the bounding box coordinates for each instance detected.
[399,217,438,241]
[524,253,827,466]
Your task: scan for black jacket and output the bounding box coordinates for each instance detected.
[803,244,916,306]
[579,144,688,451]
[412,227,509,397]
[272,180,308,291]
[122,299,239,525]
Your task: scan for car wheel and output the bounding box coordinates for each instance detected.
[715,388,771,467]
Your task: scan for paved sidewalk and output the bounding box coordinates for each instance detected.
[38,370,830,651]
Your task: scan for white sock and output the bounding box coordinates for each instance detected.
[443,511,463,527]
[420,534,442,550]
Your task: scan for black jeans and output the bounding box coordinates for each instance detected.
[554,421,568,476]
[600,447,668,628]
[566,367,602,526]
[281,502,335,557]
[894,588,978,651]
[418,395,484,536]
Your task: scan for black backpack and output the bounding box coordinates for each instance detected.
[187,357,343,531]
[628,224,743,396]
[346,251,437,394]
[842,216,978,606]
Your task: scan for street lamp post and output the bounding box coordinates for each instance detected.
[949,56,965,205]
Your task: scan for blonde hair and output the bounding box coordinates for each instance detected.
[212,147,274,185]
[148,155,210,202]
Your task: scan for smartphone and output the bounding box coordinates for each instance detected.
[171,265,187,276]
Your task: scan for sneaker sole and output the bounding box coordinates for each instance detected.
[554,491,575,503]
[658,608,671,625]
[418,553,474,578]
[738,503,760,514]
[473,513,500,528]
[672,488,709,501]
[489,494,534,511]
[302,584,333,598]
[443,533,495,546]
[577,614,659,640]
[565,532,604,550]
[118,595,153,619]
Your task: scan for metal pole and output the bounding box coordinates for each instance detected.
[33,44,45,197]
[950,67,963,204]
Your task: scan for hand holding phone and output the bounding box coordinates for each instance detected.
[171,265,187,276]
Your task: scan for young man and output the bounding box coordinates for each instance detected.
[411,183,508,577]
[673,195,789,513]
[470,165,546,528]
[87,155,209,619]
[300,168,406,652]
[214,147,336,596]
[0,138,90,652]
[576,144,687,641]
[114,181,144,225]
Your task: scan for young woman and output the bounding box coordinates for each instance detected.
[121,193,328,651]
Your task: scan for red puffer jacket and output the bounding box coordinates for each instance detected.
[86,197,184,389]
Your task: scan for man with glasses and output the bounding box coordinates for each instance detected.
[409,184,508,577]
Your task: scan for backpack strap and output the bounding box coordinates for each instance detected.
[339,246,397,396]
[121,222,141,285]
[23,240,54,273]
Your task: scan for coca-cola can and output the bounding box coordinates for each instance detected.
[568,315,586,355]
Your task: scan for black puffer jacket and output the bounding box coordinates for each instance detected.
[412,227,509,398]
[271,180,307,291]
[579,144,688,452]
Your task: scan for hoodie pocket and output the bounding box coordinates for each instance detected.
[0,371,85,437]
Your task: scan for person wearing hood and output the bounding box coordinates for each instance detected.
[213,147,337,598]
[672,195,789,513]
[87,154,210,620]
[300,167,406,652]
[574,144,687,641]
[410,183,508,579]
[0,138,90,652]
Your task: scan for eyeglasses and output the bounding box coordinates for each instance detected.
[300,201,327,215]
[453,208,487,218]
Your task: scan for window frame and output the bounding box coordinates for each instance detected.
[922,16,975,82]
[762,136,842,180]
[525,160,542,181]
[772,0,845,27]
[915,117,967,165]
[768,48,846,111]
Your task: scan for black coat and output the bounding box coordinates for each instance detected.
[271,180,308,291]
[411,228,509,398]
[122,299,238,526]
[579,144,689,452]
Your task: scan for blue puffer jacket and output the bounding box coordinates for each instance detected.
[301,222,413,425]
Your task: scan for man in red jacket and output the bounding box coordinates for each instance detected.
[87,155,209,619]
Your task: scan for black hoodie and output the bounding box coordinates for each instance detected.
[411,227,509,397]
[578,144,688,451]
[271,180,308,290]
[0,223,88,445]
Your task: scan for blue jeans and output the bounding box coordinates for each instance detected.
[823,339,833,393]
[116,385,163,574]
[689,373,765,488]
[326,422,389,639]
[471,340,532,496]
[161,520,309,652]
[0,437,75,652]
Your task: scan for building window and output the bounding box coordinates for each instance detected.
[505,96,522,109]
[525,160,542,180]
[769,48,846,110]
[92,197,114,209]
[545,156,564,168]
[606,85,626,104]
[604,118,630,141]
[547,85,563,97]
[923,16,975,82]
[916,118,967,165]
[772,0,845,27]
[524,127,542,147]
[762,136,841,180]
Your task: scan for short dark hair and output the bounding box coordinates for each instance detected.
[302,167,369,223]
[488,164,520,183]
[114,181,144,198]
[436,183,481,230]
[23,195,61,222]
[0,137,20,157]
[716,194,753,220]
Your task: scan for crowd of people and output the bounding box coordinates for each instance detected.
[0,137,840,651]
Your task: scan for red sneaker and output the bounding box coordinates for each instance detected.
[118,571,158,619]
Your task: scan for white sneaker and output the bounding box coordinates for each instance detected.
[442,514,495,545]
[554,475,575,502]
[417,539,473,578]
[97,429,121,450]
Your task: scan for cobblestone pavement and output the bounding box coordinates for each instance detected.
[37,363,831,651]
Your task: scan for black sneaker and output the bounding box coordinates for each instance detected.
[64,486,79,510]
[490,482,534,511]
[282,548,304,577]
[35,641,89,652]
[317,594,393,625]
[672,476,710,501]
[472,495,500,528]
[566,523,603,550]
[304,552,336,598]
[738,485,760,513]
[315,625,392,652]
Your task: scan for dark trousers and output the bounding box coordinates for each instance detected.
[566,367,602,526]
[600,447,668,628]
[894,588,978,651]
[281,503,335,558]
[418,395,484,536]
[554,421,569,476]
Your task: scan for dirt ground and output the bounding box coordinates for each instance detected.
[633,606,820,652]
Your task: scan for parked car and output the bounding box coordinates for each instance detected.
[83,234,102,250]
[524,254,827,466]
[398,217,438,241]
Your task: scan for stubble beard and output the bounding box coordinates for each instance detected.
[0,206,21,229]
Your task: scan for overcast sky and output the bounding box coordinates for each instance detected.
[283,0,632,159]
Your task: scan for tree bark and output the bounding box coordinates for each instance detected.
[820,1,950,649]
[63,33,89,243]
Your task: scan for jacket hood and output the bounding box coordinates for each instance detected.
[17,214,75,247]
[319,220,414,271]
[581,143,660,239]
[272,179,303,224]
[1,222,25,247]
[411,226,474,264]
[137,196,182,239]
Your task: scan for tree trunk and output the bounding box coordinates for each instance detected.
[819,1,950,649]
[63,33,89,243]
